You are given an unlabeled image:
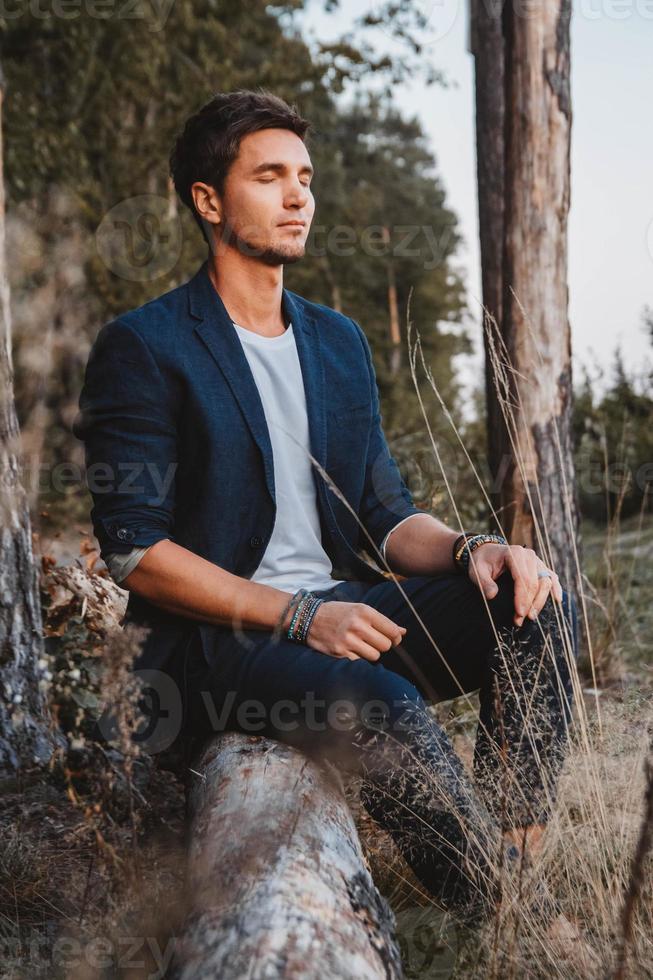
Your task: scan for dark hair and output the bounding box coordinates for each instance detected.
[169,88,311,244]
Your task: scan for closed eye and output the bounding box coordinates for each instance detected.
[257,176,312,187]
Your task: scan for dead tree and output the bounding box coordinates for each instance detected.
[382,226,402,377]
[470,0,581,596]
[0,62,62,776]
[171,732,403,980]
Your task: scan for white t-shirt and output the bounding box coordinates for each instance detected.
[228,319,347,593]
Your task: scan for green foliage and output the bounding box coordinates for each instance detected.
[2,0,329,311]
[573,343,653,524]
[285,91,471,437]
[2,0,471,528]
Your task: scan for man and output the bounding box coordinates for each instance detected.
[74,89,579,927]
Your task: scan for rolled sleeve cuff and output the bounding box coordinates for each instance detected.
[380,512,433,563]
[104,544,155,584]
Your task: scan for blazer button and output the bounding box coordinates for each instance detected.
[249,535,263,548]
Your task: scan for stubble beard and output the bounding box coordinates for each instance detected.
[218,218,305,266]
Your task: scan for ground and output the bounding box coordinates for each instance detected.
[0,514,651,978]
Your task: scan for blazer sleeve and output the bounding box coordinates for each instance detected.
[348,316,425,554]
[72,318,178,563]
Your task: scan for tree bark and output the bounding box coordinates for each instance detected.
[171,732,403,980]
[470,0,581,596]
[382,226,401,377]
[0,65,60,775]
[469,0,506,516]
[317,254,342,313]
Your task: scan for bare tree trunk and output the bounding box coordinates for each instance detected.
[470,0,581,596]
[172,733,402,980]
[382,226,401,377]
[469,0,506,513]
[0,67,61,775]
[318,254,342,312]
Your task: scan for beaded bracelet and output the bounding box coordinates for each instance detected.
[287,592,318,641]
[291,595,324,643]
[455,532,508,574]
[452,531,487,572]
[452,531,478,572]
[302,598,323,642]
[287,593,324,643]
[273,588,309,642]
[287,594,310,640]
[454,532,496,569]
[288,594,311,640]
[299,597,322,642]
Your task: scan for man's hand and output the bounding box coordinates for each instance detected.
[306,602,406,661]
[466,543,563,628]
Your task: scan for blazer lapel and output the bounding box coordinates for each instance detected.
[188,259,327,506]
[281,288,328,482]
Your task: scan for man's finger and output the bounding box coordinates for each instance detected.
[535,568,562,604]
[527,575,554,619]
[472,563,499,599]
[367,606,407,643]
[362,622,404,652]
[467,552,500,599]
[551,572,563,603]
[506,550,538,625]
[509,561,531,626]
[342,633,381,662]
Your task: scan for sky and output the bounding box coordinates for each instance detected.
[298,0,653,408]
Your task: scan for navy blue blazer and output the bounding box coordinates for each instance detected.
[73,258,424,672]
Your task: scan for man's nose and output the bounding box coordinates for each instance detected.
[286,180,310,207]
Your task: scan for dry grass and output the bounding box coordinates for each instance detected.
[0,618,189,980]
[342,298,653,979]
[352,689,653,979]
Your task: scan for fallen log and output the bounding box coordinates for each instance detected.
[171,731,403,980]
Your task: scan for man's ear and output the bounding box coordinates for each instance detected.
[191,180,222,228]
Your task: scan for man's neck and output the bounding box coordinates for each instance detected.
[207,251,287,336]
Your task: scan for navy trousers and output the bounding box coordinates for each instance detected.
[177,568,579,924]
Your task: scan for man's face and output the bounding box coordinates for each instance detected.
[216,128,315,266]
